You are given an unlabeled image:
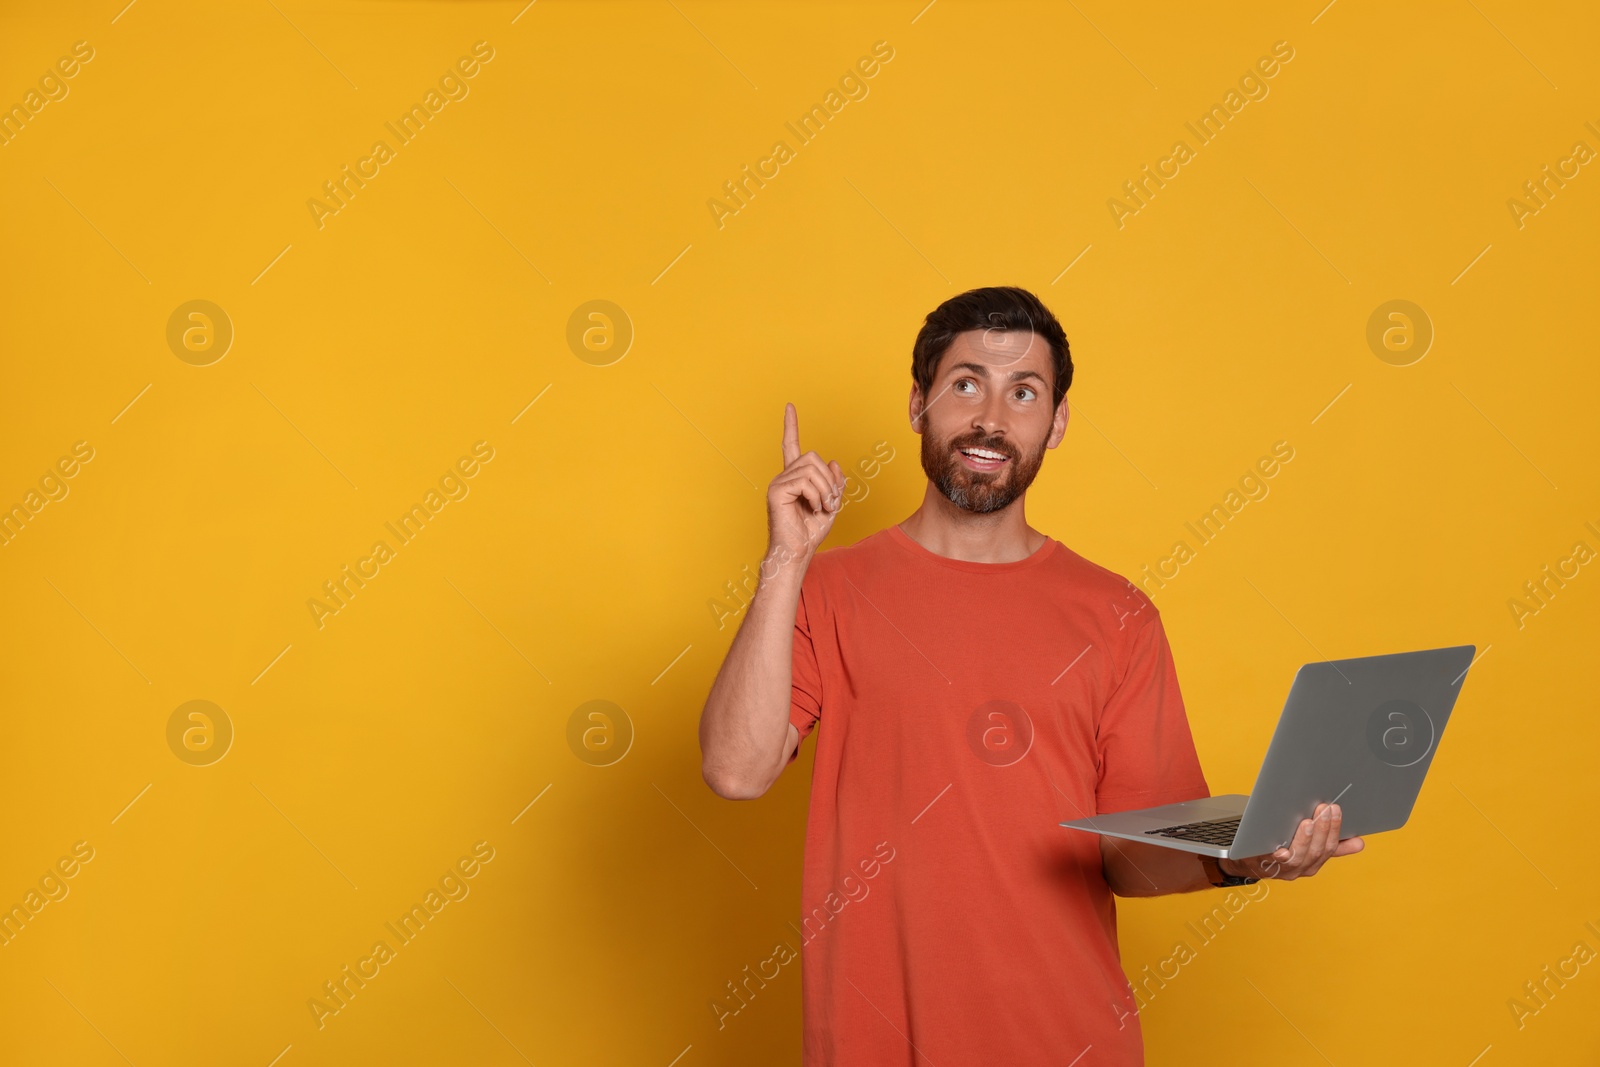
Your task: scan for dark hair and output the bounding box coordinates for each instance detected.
[910,285,1073,410]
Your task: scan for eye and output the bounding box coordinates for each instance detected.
[1014,385,1036,401]
[953,378,977,395]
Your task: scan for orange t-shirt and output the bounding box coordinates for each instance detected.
[787,524,1211,1066]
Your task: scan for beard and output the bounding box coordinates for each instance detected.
[920,427,1047,514]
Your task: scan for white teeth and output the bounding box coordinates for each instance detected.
[962,448,1006,460]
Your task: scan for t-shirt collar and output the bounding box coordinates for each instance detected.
[885,522,1059,573]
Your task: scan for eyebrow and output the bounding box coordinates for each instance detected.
[948,360,1048,386]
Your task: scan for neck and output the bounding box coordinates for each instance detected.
[899,482,1045,563]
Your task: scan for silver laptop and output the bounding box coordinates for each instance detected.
[1060,644,1477,859]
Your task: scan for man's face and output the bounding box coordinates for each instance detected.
[911,327,1068,514]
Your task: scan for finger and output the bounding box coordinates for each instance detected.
[768,470,806,507]
[1277,807,1321,861]
[1332,836,1365,858]
[1299,809,1324,857]
[1322,803,1344,855]
[1304,804,1339,874]
[806,469,842,512]
[791,451,831,480]
[793,454,845,503]
[808,454,844,493]
[781,468,837,514]
[1307,802,1336,859]
[1309,802,1336,854]
[1260,841,1293,878]
[1289,813,1316,859]
[819,454,844,495]
[773,468,821,506]
[782,403,801,467]
[792,476,823,515]
[1281,813,1318,875]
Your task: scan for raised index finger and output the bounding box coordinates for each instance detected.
[782,402,801,467]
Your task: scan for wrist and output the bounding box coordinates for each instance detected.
[1199,854,1260,887]
[757,543,810,586]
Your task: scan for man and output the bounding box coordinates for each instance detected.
[698,286,1362,1065]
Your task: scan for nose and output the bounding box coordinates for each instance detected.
[972,390,1008,439]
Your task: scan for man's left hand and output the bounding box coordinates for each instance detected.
[1219,802,1364,881]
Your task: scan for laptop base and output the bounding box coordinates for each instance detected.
[1062,793,1251,859]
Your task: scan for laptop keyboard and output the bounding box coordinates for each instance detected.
[1143,814,1241,846]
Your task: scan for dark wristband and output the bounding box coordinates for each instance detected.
[1202,854,1259,887]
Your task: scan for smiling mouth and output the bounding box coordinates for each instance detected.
[957,445,1010,471]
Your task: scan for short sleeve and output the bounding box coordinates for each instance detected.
[1094,610,1210,814]
[787,580,823,764]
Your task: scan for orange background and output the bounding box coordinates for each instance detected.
[0,1,1596,1064]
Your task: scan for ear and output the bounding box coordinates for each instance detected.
[1045,395,1070,449]
[908,383,926,435]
